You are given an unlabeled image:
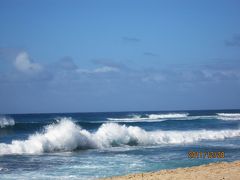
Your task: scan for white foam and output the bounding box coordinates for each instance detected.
[148,113,189,119]
[107,113,189,122]
[181,115,219,121]
[0,117,240,155]
[0,116,15,128]
[0,117,96,154]
[107,115,144,121]
[0,167,8,172]
[217,113,240,121]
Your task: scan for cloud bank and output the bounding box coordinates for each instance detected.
[1,50,240,85]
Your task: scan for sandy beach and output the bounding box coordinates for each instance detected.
[102,161,240,180]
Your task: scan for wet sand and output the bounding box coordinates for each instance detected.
[101,161,240,180]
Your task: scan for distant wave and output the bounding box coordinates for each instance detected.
[147,113,189,119]
[0,116,15,128]
[1,117,240,155]
[107,112,240,122]
[0,167,8,172]
[107,113,189,122]
[217,113,240,121]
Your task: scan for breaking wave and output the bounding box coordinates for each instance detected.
[107,113,189,122]
[0,117,240,155]
[0,116,15,128]
[107,112,240,122]
[217,113,240,121]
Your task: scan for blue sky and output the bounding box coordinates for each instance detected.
[0,0,240,113]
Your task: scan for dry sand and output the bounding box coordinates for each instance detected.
[101,161,240,180]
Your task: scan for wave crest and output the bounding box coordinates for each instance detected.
[217,113,240,121]
[0,116,15,128]
[107,113,189,122]
[0,117,240,155]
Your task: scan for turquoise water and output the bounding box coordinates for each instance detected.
[0,110,240,179]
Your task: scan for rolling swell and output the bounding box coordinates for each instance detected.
[1,117,240,155]
[2,112,240,133]
[1,120,101,132]
[107,113,189,122]
[107,113,240,122]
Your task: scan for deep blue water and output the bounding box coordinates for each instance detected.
[1,110,240,179]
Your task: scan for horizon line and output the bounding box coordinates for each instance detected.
[2,108,240,116]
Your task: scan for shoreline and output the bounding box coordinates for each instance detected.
[101,161,240,180]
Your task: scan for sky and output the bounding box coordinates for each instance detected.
[0,0,240,114]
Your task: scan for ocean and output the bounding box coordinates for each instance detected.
[0,110,240,179]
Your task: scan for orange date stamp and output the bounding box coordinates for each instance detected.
[188,151,225,159]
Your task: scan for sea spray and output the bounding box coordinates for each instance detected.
[0,116,15,128]
[1,117,240,155]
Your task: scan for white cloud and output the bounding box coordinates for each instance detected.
[76,66,119,74]
[14,52,43,73]
[93,66,119,73]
